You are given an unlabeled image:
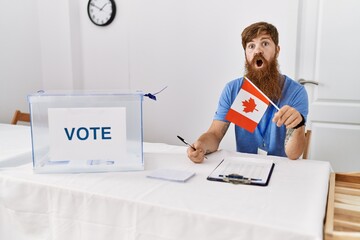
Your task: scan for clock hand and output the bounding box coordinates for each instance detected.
[100,3,109,11]
[90,2,101,10]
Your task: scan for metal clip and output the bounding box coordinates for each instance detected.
[222,173,261,185]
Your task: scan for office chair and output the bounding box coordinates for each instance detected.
[11,110,30,125]
[302,130,312,159]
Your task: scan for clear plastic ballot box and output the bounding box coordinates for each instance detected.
[28,91,144,173]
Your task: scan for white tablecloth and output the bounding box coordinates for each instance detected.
[0,141,331,240]
[0,123,32,167]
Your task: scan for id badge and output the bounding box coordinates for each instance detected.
[257,147,268,156]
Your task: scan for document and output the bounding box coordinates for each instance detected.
[207,157,275,186]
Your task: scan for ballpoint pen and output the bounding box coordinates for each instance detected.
[177,135,196,150]
[177,135,207,159]
[220,173,262,182]
[221,174,262,184]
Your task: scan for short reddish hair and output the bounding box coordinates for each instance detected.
[241,22,279,50]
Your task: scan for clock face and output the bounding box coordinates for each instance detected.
[87,0,116,26]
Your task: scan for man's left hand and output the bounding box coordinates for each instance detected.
[272,105,302,129]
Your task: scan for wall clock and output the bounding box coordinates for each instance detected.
[87,0,116,26]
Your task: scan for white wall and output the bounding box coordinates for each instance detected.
[0,0,299,150]
[126,0,298,149]
[0,1,42,121]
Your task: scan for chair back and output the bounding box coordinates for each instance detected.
[11,110,30,125]
[303,130,312,159]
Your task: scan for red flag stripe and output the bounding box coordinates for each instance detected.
[242,79,270,104]
[225,108,257,133]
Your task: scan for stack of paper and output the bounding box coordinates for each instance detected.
[147,169,196,182]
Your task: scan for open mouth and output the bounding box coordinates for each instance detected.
[256,59,263,67]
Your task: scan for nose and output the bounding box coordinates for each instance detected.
[254,45,263,55]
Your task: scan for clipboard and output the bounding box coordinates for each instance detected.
[207,157,275,186]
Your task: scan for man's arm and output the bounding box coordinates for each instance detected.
[187,120,230,163]
[273,105,306,160]
[284,126,306,159]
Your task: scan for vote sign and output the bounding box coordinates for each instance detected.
[48,107,127,161]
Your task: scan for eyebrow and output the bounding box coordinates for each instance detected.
[247,36,272,45]
[258,35,272,41]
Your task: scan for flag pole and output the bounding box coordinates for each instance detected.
[244,76,280,111]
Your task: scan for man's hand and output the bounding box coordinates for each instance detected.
[187,141,206,163]
[186,120,229,163]
[272,105,302,129]
[273,105,306,160]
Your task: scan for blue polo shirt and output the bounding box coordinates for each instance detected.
[214,75,308,157]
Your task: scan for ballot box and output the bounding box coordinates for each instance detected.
[28,91,144,173]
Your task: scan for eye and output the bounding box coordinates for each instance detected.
[262,41,270,47]
[247,43,255,49]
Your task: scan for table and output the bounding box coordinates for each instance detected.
[0,123,32,167]
[0,126,331,240]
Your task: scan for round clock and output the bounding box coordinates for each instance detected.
[87,0,116,26]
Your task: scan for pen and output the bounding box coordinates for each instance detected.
[177,135,208,159]
[219,174,262,181]
[177,135,196,150]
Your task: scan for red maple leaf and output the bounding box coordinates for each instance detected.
[242,97,258,113]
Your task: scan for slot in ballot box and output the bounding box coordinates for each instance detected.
[28,91,144,173]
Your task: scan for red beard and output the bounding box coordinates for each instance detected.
[245,53,282,101]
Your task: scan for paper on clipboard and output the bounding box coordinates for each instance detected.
[207,157,275,186]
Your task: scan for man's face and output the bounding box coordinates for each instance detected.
[244,33,282,101]
[245,33,279,69]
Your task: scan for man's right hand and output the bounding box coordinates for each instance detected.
[187,141,206,163]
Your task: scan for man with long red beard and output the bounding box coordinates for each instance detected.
[187,22,308,162]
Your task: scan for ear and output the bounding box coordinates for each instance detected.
[276,45,280,58]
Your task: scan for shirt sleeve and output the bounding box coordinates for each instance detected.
[213,78,242,122]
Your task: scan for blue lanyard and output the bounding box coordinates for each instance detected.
[257,105,276,150]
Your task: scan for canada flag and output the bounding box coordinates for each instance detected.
[225,77,270,133]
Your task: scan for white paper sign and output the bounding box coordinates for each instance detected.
[48,107,127,161]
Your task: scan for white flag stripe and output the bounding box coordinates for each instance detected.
[245,76,279,110]
[230,89,269,123]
